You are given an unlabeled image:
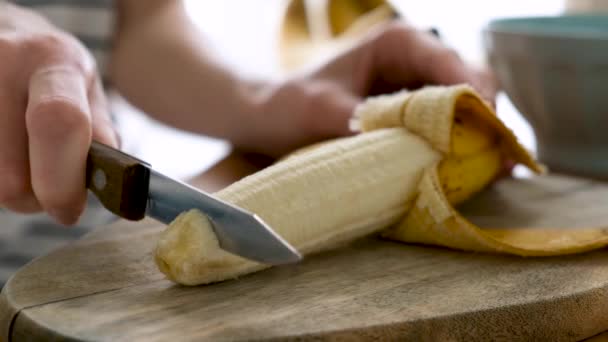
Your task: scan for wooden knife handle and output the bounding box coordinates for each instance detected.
[86,141,151,220]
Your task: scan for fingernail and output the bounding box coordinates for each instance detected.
[49,209,79,226]
[48,209,64,225]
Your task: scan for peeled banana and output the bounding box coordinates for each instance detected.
[156,128,441,285]
[155,84,542,286]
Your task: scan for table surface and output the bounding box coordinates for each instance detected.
[2,152,608,341]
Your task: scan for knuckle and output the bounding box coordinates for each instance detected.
[378,22,417,44]
[308,82,340,106]
[23,33,65,55]
[27,96,91,135]
[310,91,334,113]
[301,82,341,129]
[432,47,461,63]
[23,33,91,74]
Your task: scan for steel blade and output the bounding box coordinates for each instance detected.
[146,170,301,265]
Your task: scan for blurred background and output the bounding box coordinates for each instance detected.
[116,0,565,180]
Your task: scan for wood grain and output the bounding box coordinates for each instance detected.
[2,152,608,341]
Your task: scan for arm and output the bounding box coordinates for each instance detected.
[111,0,348,156]
[111,1,495,156]
[110,0,259,147]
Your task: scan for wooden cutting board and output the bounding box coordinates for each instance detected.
[2,152,608,341]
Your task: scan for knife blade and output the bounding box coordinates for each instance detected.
[86,141,301,265]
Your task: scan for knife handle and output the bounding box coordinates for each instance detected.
[86,141,150,221]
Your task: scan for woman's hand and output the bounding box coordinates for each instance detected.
[247,23,497,157]
[0,4,118,224]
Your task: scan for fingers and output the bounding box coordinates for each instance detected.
[322,90,360,136]
[89,75,119,148]
[0,9,110,224]
[25,66,93,224]
[327,92,360,136]
[372,24,468,85]
[307,82,360,138]
[469,64,499,106]
[411,31,471,86]
[0,89,42,213]
[368,24,496,102]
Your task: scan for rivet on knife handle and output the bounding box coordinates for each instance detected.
[86,141,150,220]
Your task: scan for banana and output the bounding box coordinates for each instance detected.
[439,145,503,206]
[327,0,388,36]
[451,111,497,157]
[438,108,502,205]
[279,0,396,71]
[156,128,441,285]
[327,0,366,36]
[155,85,543,286]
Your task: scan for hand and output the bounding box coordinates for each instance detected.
[246,22,497,156]
[0,4,118,224]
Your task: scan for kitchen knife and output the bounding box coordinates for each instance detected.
[85,141,301,265]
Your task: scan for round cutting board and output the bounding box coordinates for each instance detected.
[1,152,608,341]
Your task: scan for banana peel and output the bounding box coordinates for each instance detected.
[357,84,608,256]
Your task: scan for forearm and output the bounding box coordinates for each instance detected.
[110,1,262,145]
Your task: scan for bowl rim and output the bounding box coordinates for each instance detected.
[486,15,608,41]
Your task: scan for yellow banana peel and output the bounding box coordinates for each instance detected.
[358,85,608,256]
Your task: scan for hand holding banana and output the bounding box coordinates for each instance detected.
[250,20,497,157]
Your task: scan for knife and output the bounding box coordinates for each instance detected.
[85,141,301,265]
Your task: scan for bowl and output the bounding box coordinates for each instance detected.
[484,15,608,178]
